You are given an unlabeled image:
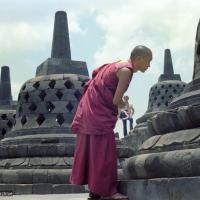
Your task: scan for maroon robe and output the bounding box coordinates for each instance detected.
[69,59,134,196]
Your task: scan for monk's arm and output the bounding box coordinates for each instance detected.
[113,68,132,109]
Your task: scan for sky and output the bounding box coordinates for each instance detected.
[0,0,199,138]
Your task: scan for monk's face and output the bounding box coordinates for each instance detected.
[134,56,152,72]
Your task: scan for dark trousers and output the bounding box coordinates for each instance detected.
[122,118,133,137]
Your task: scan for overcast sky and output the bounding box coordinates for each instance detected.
[0,0,199,137]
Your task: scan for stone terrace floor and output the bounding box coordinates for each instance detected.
[0,193,89,200]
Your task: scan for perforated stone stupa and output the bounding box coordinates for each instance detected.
[0,66,16,139]
[0,11,134,195]
[0,11,90,194]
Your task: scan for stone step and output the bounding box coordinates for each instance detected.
[118,176,200,200]
[0,183,87,195]
[0,169,124,185]
[0,193,89,200]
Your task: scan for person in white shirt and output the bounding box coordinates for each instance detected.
[119,95,134,137]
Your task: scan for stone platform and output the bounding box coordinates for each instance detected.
[118,176,200,200]
[0,193,88,200]
[2,177,200,200]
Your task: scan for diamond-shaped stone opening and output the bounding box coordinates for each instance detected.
[36,114,45,125]
[64,80,74,89]
[1,114,7,120]
[33,81,40,89]
[21,115,27,126]
[1,128,6,136]
[81,82,86,87]
[24,92,30,102]
[74,90,82,101]
[49,80,56,89]
[18,106,23,117]
[56,114,64,125]
[21,84,26,91]
[66,101,74,112]
[165,102,168,106]
[56,90,63,100]
[7,120,13,128]
[13,114,16,118]
[46,101,55,112]
[39,90,46,101]
[29,103,37,111]
[18,93,21,101]
[81,79,89,87]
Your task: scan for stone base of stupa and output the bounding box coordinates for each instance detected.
[118,176,200,200]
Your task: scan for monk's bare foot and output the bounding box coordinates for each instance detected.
[101,192,128,200]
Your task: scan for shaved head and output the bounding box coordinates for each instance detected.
[130,45,152,60]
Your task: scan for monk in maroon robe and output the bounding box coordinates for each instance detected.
[69,45,152,200]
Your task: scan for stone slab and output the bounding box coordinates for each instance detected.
[0,184,87,195]
[0,193,88,200]
[118,176,200,200]
[139,128,200,153]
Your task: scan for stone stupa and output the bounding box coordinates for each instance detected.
[0,11,90,195]
[119,19,200,200]
[0,66,17,140]
[0,11,134,195]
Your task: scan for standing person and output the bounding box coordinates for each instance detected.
[120,96,134,137]
[69,45,152,200]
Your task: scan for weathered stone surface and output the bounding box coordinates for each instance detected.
[147,104,200,135]
[154,129,200,149]
[121,124,154,152]
[138,135,161,151]
[51,11,71,59]
[52,184,86,194]
[33,169,48,183]
[117,145,135,158]
[0,109,16,139]
[36,59,89,76]
[118,177,200,200]
[0,183,87,195]
[0,66,12,105]
[14,184,32,195]
[0,169,124,185]
[123,148,200,179]
[0,66,17,140]
[32,183,52,194]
